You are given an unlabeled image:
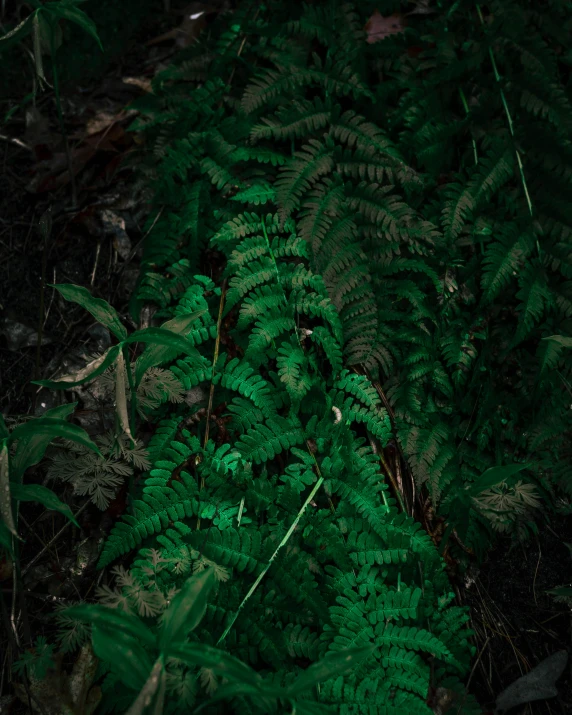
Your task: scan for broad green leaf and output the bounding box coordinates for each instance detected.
[544,335,572,348]
[10,484,79,527]
[134,311,205,387]
[43,1,103,50]
[0,12,37,52]
[63,605,156,648]
[469,463,530,495]
[10,403,77,482]
[9,417,102,458]
[285,645,375,696]
[115,352,133,440]
[124,327,201,361]
[49,284,127,341]
[92,624,153,691]
[32,344,121,389]
[0,442,17,537]
[169,643,263,686]
[159,568,216,653]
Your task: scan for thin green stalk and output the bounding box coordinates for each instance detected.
[475,4,541,256]
[123,345,137,448]
[216,446,325,647]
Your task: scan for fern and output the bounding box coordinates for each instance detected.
[74,1,572,713]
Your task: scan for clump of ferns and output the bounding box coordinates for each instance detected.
[93,550,232,697]
[472,480,543,537]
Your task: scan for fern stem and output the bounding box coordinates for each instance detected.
[475,4,541,257]
[216,446,326,647]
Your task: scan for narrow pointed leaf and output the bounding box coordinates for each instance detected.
[9,418,102,457]
[0,519,15,557]
[10,402,77,482]
[0,11,37,52]
[44,2,103,50]
[31,345,121,389]
[123,327,201,361]
[469,463,530,495]
[10,483,79,527]
[63,605,156,648]
[49,284,127,341]
[91,624,153,691]
[134,311,205,387]
[159,568,216,653]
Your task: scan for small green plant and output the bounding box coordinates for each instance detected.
[33,283,204,443]
[67,567,375,714]
[0,403,100,557]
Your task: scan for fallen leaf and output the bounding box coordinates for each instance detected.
[364,11,407,44]
[495,651,568,714]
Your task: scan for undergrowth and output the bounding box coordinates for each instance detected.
[3,0,572,713]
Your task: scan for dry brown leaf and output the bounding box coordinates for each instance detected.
[364,10,407,44]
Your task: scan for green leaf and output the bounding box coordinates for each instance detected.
[169,643,263,687]
[49,284,127,341]
[469,463,531,495]
[32,344,121,389]
[285,645,375,696]
[0,12,37,52]
[134,311,205,387]
[159,568,216,653]
[91,624,153,691]
[8,418,102,458]
[124,327,201,361]
[0,442,17,537]
[10,403,77,482]
[0,519,15,558]
[10,484,79,527]
[63,605,156,648]
[544,334,572,348]
[44,1,103,50]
